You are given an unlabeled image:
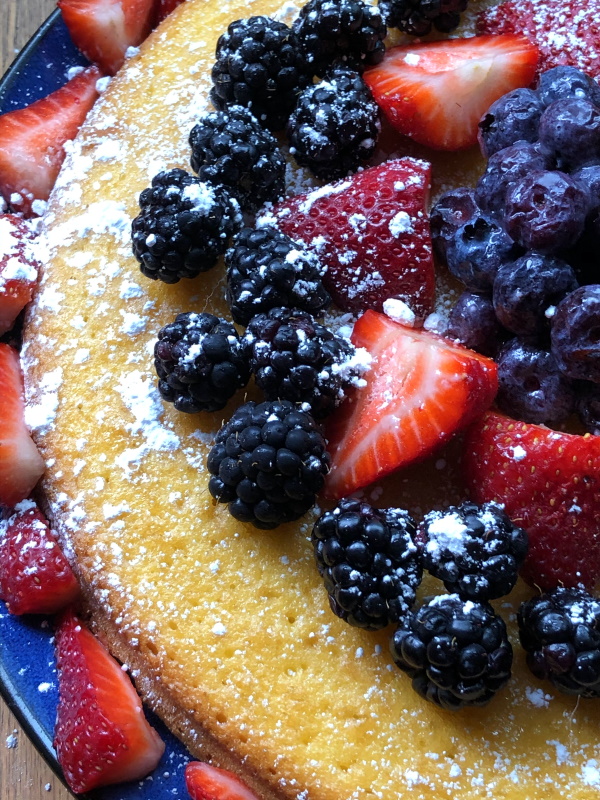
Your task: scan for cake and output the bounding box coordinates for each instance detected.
[20,0,600,797]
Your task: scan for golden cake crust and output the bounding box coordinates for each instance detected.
[22,1,600,798]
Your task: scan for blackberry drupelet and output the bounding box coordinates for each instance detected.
[207,399,329,529]
[391,594,513,710]
[131,169,241,283]
[381,0,468,37]
[154,313,250,413]
[286,65,380,180]
[518,587,600,698]
[225,227,330,325]
[312,499,422,630]
[418,502,528,602]
[244,307,364,419]
[292,0,386,77]
[210,16,311,131]
[189,106,286,212]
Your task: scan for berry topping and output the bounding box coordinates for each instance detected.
[0,344,45,508]
[363,34,539,151]
[153,0,185,25]
[0,214,39,336]
[478,87,544,158]
[207,400,329,530]
[154,313,250,414]
[58,0,153,75]
[244,307,365,419]
[225,227,330,326]
[577,382,600,434]
[418,502,528,602]
[54,610,165,793]
[189,106,285,212]
[391,594,513,710]
[0,500,80,615]
[266,158,434,318]
[312,499,422,630]
[445,291,506,358]
[185,762,260,800]
[445,213,519,292]
[518,587,600,698]
[326,310,498,498]
[292,0,387,76]
[210,17,311,131]
[463,410,600,590]
[0,66,101,215]
[550,285,600,383]
[537,65,600,108]
[131,169,241,283]
[538,98,600,171]
[381,0,468,36]
[286,65,380,180]
[430,187,480,263]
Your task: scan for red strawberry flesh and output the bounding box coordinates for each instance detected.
[325,310,498,499]
[0,215,39,335]
[185,762,260,800]
[463,410,600,591]
[363,34,539,150]
[54,609,165,793]
[268,158,435,319]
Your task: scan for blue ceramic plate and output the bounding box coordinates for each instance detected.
[0,14,193,800]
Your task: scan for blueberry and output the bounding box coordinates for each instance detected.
[430,188,480,263]
[446,291,506,357]
[505,170,589,253]
[551,285,600,382]
[475,141,551,218]
[538,99,600,171]
[492,252,579,338]
[445,215,519,291]
[576,381,600,434]
[478,88,544,158]
[537,66,600,108]
[496,339,576,424]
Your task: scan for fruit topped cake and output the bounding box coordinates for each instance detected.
[2,0,600,796]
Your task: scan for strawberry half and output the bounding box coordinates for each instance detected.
[325,310,498,499]
[267,158,435,319]
[0,344,45,508]
[363,35,539,150]
[463,410,600,591]
[0,215,39,335]
[185,762,260,800]
[478,0,600,76]
[0,500,80,615]
[0,67,101,216]
[59,0,154,75]
[54,609,165,793]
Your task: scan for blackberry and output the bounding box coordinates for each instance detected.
[391,594,513,710]
[418,502,528,602]
[207,399,329,529]
[210,16,311,131]
[292,0,386,77]
[244,307,364,419]
[189,106,285,212]
[225,227,330,325]
[518,587,600,698]
[154,313,250,413]
[131,169,241,283]
[286,66,380,180]
[445,291,506,358]
[478,88,544,159]
[312,499,422,630]
[551,285,600,383]
[382,0,468,37]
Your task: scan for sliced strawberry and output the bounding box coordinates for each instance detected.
[463,410,600,591]
[363,35,539,151]
[153,0,185,25]
[0,344,45,508]
[59,0,154,75]
[478,0,600,76]
[0,500,80,615]
[185,762,260,800]
[54,609,165,793]
[0,215,39,334]
[267,158,435,319]
[0,67,101,216]
[325,310,497,499]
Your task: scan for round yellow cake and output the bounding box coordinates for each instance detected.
[21,0,600,797]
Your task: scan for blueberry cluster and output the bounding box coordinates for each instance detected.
[433,66,600,429]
